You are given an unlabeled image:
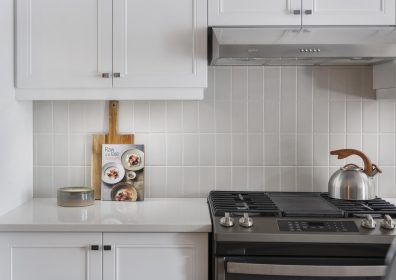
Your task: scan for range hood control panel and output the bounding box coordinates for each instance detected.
[278,220,359,232]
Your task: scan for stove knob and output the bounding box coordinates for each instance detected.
[381,215,395,230]
[220,212,234,227]
[361,214,376,229]
[239,213,253,228]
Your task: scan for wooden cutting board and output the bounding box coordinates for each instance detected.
[91,101,134,199]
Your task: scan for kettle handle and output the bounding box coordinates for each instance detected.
[330,149,382,177]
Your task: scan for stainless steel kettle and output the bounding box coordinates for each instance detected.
[328,149,382,200]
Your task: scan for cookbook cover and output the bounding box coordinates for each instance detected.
[101,144,145,201]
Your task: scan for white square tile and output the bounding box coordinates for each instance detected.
[248,101,263,133]
[314,134,329,166]
[84,166,91,187]
[330,101,346,133]
[232,67,248,101]
[379,100,395,133]
[330,69,347,101]
[37,134,53,166]
[297,134,313,166]
[232,166,247,191]
[133,101,150,133]
[378,167,395,197]
[36,167,54,198]
[68,166,85,186]
[199,134,215,166]
[231,100,247,133]
[215,101,231,133]
[53,102,69,133]
[69,135,85,166]
[248,167,264,191]
[183,134,199,166]
[118,101,133,133]
[166,101,183,133]
[183,167,200,197]
[216,167,232,191]
[264,134,279,166]
[216,134,231,166]
[54,135,68,166]
[313,167,329,192]
[85,101,106,133]
[346,102,362,133]
[248,67,264,100]
[53,167,69,188]
[199,167,215,197]
[297,67,313,133]
[280,134,296,166]
[183,101,199,133]
[346,134,363,166]
[264,67,280,134]
[85,135,92,166]
[69,101,86,133]
[215,67,232,101]
[150,167,166,197]
[198,99,215,133]
[362,67,376,100]
[297,167,313,192]
[379,134,395,165]
[263,167,280,191]
[346,68,363,100]
[166,134,183,166]
[36,101,53,133]
[280,67,297,134]
[280,167,296,192]
[329,134,346,166]
[248,134,263,166]
[313,68,329,133]
[263,98,279,133]
[149,101,166,133]
[149,134,166,166]
[363,134,378,163]
[232,134,247,166]
[362,101,378,133]
[166,167,183,197]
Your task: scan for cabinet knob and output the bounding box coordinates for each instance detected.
[91,245,100,251]
[292,10,301,15]
[304,9,312,15]
[101,73,110,78]
[104,245,112,251]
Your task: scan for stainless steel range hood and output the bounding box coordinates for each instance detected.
[210,27,396,66]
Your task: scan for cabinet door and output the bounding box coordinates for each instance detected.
[103,233,208,280]
[302,0,396,25]
[16,0,112,88]
[0,232,102,280]
[208,0,302,26]
[112,0,207,89]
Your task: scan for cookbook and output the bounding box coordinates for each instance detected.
[101,144,145,201]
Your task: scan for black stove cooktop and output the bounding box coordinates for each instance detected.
[208,191,396,218]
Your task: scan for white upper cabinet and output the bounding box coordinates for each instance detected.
[15,0,207,100]
[113,0,207,88]
[209,0,302,26]
[302,0,396,26]
[209,0,396,26]
[16,0,113,88]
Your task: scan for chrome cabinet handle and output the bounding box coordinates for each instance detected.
[292,9,301,15]
[227,262,386,277]
[305,9,312,15]
[113,73,121,78]
[101,73,110,78]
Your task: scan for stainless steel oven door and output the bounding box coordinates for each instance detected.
[217,257,386,280]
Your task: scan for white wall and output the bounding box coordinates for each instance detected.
[33,66,396,198]
[0,0,33,215]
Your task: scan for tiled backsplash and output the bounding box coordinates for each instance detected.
[34,66,396,198]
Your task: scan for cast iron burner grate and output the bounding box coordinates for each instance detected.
[321,193,396,218]
[208,191,281,217]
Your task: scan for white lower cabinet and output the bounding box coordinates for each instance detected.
[0,232,208,280]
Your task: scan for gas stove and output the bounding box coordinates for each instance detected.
[208,191,396,280]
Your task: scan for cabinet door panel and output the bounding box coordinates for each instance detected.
[208,0,302,26]
[0,233,102,280]
[103,233,208,280]
[113,0,207,88]
[16,0,112,88]
[302,0,395,25]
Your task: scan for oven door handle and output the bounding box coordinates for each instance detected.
[226,262,386,277]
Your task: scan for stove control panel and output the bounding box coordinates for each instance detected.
[278,220,359,232]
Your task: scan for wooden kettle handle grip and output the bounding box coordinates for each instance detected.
[108,100,119,137]
[330,149,379,176]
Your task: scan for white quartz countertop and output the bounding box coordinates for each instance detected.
[0,198,212,233]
